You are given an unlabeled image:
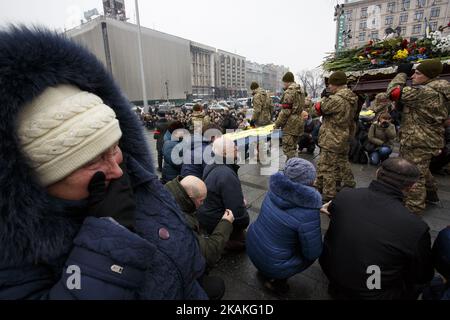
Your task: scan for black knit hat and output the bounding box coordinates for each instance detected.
[329,71,347,86]
[250,82,259,90]
[282,72,295,83]
[417,59,443,79]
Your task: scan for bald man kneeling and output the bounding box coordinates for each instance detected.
[165,175,234,267]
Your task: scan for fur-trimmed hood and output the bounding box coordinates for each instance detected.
[0,26,154,266]
[269,172,322,209]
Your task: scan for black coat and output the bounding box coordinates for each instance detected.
[154,119,170,152]
[320,180,434,300]
[197,164,249,234]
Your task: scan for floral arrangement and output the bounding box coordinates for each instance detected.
[323,23,450,72]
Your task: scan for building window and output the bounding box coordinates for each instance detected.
[399,13,408,24]
[371,31,379,40]
[413,24,421,34]
[430,21,438,31]
[345,10,353,21]
[359,20,367,30]
[387,1,396,13]
[359,32,366,42]
[431,6,441,18]
[402,0,411,10]
[401,27,407,35]
[361,7,368,18]
[416,0,426,8]
[385,15,394,26]
[414,10,424,21]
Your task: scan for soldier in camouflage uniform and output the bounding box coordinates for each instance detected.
[250,82,273,163]
[250,82,273,127]
[274,72,305,160]
[307,71,357,201]
[387,60,449,213]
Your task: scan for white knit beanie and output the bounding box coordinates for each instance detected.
[17,85,122,187]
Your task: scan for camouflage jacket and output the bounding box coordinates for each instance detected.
[318,87,358,153]
[387,74,449,149]
[190,112,210,133]
[251,88,273,126]
[274,83,305,136]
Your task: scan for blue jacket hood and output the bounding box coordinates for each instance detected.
[0,26,155,266]
[269,173,322,210]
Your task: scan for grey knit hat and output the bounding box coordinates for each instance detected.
[283,158,316,185]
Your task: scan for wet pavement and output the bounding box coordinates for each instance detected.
[144,129,450,300]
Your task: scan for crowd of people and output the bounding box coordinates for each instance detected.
[0,27,449,301]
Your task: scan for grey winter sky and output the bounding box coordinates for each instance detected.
[0,0,338,72]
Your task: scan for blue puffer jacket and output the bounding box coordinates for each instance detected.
[162,132,183,183]
[246,172,323,279]
[0,27,207,300]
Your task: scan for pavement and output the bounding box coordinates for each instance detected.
[144,129,450,300]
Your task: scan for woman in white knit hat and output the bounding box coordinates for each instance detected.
[0,27,208,300]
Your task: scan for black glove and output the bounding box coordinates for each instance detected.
[397,63,414,76]
[87,163,136,231]
[249,119,256,127]
[321,88,330,99]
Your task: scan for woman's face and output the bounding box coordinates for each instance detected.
[47,144,124,200]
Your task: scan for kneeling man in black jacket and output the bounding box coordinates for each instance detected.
[320,157,434,300]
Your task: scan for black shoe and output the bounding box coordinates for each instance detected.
[426,190,440,204]
[198,275,225,300]
[157,167,162,173]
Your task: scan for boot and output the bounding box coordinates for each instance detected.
[426,190,440,204]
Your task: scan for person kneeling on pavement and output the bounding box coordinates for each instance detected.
[320,157,434,299]
[0,27,207,300]
[365,112,397,166]
[197,137,250,251]
[165,175,235,300]
[246,158,323,294]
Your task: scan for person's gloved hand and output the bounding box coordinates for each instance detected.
[321,88,330,99]
[397,63,414,76]
[87,163,136,231]
[249,119,256,127]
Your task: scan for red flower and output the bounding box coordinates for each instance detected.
[368,40,373,46]
[401,39,409,49]
[419,47,426,54]
[447,22,450,27]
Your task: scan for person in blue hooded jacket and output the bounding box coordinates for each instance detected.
[0,26,207,300]
[161,121,186,184]
[246,158,323,294]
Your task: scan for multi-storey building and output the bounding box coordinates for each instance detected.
[190,42,216,100]
[336,0,450,50]
[215,50,247,98]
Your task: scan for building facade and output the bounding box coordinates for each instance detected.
[190,42,216,100]
[245,61,289,94]
[215,50,247,98]
[67,17,192,105]
[336,0,450,50]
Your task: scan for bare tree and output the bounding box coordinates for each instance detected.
[296,69,325,99]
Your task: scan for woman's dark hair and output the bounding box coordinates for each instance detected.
[377,157,420,190]
[168,121,184,134]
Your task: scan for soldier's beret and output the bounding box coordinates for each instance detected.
[329,71,347,86]
[282,72,295,83]
[250,81,259,90]
[417,59,443,79]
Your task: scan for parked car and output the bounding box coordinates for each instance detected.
[182,103,195,110]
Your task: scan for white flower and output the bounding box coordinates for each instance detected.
[432,40,437,45]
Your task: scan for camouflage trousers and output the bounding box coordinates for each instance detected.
[400,146,438,214]
[315,149,355,201]
[282,134,299,160]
